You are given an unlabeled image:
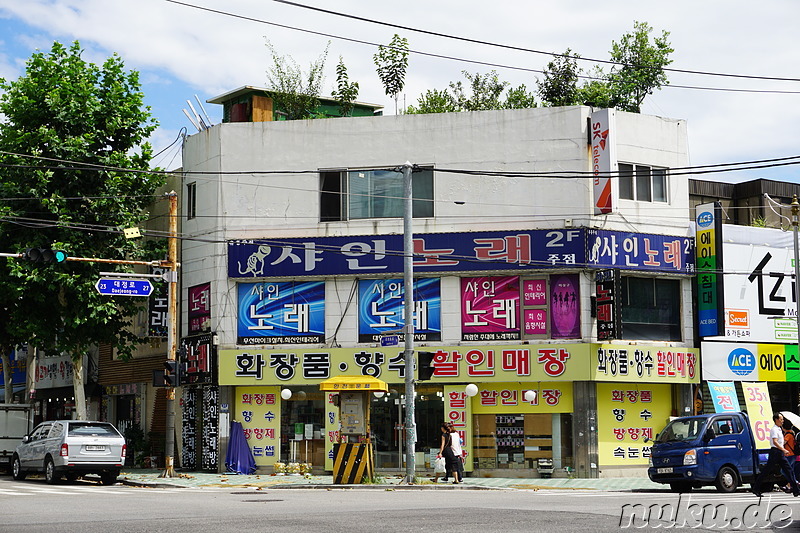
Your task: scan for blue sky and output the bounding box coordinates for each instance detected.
[1,0,799,182]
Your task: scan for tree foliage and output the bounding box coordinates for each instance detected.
[331,57,360,117]
[407,70,536,114]
[266,40,329,120]
[537,49,581,107]
[0,41,165,408]
[373,34,409,114]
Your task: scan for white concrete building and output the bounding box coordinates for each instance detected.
[181,90,697,478]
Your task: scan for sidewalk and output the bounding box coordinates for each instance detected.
[118,469,669,491]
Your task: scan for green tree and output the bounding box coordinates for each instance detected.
[607,21,673,112]
[538,50,581,107]
[405,88,458,114]
[0,41,165,417]
[407,71,536,114]
[266,40,329,120]
[504,84,538,110]
[331,57,360,117]
[373,34,409,114]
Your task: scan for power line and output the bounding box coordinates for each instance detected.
[163,0,800,95]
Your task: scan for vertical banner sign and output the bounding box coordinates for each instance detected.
[595,269,621,341]
[325,392,340,471]
[696,202,724,337]
[707,381,741,412]
[148,266,168,337]
[590,108,617,215]
[522,279,548,336]
[201,386,219,471]
[181,388,197,470]
[550,274,581,339]
[180,333,215,385]
[237,281,325,344]
[188,282,211,333]
[461,276,520,341]
[235,386,281,468]
[444,384,473,472]
[742,382,773,448]
[358,278,442,342]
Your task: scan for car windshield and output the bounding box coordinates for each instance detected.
[656,418,705,443]
[67,423,120,437]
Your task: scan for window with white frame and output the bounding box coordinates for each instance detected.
[618,163,667,203]
[320,167,434,222]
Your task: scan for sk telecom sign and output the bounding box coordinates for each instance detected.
[590,108,617,215]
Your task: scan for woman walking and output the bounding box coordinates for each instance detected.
[437,422,464,484]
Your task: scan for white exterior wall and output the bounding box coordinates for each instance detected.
[180,106,693,349]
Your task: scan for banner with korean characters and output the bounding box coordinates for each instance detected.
[237,281,325,345]
[324,392,340,471]
[444,384,473,472]
[234,387,281,468]
[707,381,741,412]
[701,341,800,382]
[522,279,548,337]
[219,344,593,385]
[461,276,520,341]
[742,382,773,449]
[188,282,211,333]
[593,345,699,384]
[597,383,672,466]
[358,278,441,343]
[586,230,694,274]
[470,382,573,414]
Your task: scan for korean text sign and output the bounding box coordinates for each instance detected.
[461,276,520,341]
[188,282,211,333]
[237,281,325,344]
[700,341,800,382]
[358,278,441,342]
[707,381,741,412]
[235,386,281,467]
[742,382,773,448]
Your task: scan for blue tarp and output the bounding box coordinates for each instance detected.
[225,420,256,475]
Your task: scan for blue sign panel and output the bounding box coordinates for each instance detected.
[707,381,741,412]
[358,278,441,343]
[586,230,695,274]
[95,278,154,296]
[228,229,694,278]
[237,281,325,345]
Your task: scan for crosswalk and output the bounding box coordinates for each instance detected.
[0,481,234,496]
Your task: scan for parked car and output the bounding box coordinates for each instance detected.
[12,420,126,485]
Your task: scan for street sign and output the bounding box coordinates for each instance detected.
[380,335,399,347]
[95,278,154,297]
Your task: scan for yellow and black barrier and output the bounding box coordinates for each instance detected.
[332,443,374,484]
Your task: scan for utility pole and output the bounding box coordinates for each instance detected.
[401,162,416,483]
[792,195,800,363]
[160,191,179,478]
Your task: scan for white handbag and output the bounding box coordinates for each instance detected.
[434,456,446,473]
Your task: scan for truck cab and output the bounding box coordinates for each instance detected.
[648,412,765,493]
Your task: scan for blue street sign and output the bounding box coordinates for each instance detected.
[380,335,399,347]
[95,278,154,297]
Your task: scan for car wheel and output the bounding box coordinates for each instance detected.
[715,466,739,493]
[100,471,118,486]
[45,458,60,485]
[669,482,693,493]
[12,456,26,481]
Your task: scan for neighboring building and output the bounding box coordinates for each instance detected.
[690,178,800,228]
[181,99,697,478]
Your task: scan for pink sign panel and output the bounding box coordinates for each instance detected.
[461,276,520,341]
[524,309,547,335]
[523,279,547,306]
[550,274,580,339]
[188,282,211,333]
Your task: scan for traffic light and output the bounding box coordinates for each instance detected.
[24,248,67,264]
[417,351,435,381]
[163,360,180,387]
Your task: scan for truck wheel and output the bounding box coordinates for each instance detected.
[715,466,738,493]
[669,482,693,493]
[12,456,26,480]
[100,471,118,486]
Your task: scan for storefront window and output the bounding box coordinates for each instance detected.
[279,388,325,465]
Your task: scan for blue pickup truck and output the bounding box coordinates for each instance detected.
[647,412,781,493]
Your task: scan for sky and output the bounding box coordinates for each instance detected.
[0,0,798,182]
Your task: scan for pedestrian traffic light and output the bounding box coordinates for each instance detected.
[417,351,436,381]
[163,360,180,387]
[24,248,67,264]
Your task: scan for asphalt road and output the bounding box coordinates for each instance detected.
[3,476,800,532]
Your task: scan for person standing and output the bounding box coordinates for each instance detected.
[780,419,797,493]
[447,422,465,484]
[752,413,800,497]
[437,423,454,483]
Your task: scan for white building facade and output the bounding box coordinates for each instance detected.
[181,98,697,478]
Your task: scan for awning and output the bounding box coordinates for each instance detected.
[318,376,388,392]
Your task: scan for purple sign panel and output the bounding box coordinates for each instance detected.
[523,279,547,306]
[237,281,325,344]
[524,309,547,335]
[461,276,520,341]
[550,274,580,339]
[586,230,694,273]
[188,282,211,333]
[358,279,441,343]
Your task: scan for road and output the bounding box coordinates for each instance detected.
[2,476,800,532]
